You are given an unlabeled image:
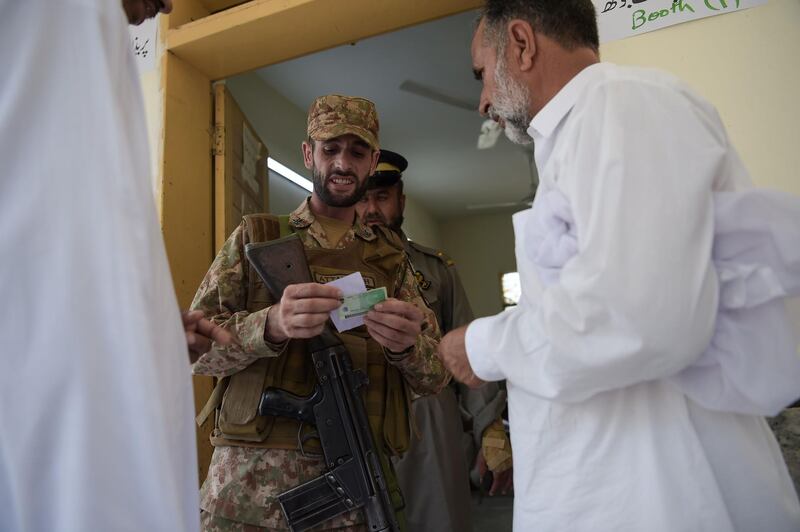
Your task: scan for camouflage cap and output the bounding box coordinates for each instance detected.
[307,94,380,150]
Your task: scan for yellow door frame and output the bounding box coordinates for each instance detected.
[156,0,482,483]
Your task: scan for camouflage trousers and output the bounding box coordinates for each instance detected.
[200,510,364,531]
[200,445,406,531]
[200,446,365,530]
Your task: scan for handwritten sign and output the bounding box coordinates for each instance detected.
[593,0,768,43]
[128,16,159,74]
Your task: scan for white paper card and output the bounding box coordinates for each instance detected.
[327,272,367,332]
[592,0,768,44]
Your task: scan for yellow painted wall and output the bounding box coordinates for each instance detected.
[601,0,800,195]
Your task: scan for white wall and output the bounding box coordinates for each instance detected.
[403,198,442,249]
[440,212,518,319]
[222,74,311,214]
[226,74,309,189]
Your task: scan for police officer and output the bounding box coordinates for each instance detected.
[190,97,449,531]
[356,150,513,532]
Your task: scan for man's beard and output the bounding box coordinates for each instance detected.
[312,166,369,207]
[363,211,404,233]
[387,215,404,233]
[490,53,534,146]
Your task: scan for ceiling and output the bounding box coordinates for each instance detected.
[255,10,535,220]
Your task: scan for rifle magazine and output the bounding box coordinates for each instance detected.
[278,466,357,532]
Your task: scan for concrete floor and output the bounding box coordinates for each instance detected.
[471,491,514,532]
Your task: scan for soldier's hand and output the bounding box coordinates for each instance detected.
[364,298,423,354]
[182,310,233,364]
[437,326,486,388]
[266,283,343,342]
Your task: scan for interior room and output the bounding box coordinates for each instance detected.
[141,0,800,529]
[7,1,800,531]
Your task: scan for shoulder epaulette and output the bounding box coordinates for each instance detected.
[408,241,456,267]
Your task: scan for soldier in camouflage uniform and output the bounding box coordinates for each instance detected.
[356,150,512,532]
[191,95,449,531]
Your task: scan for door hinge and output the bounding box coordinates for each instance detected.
[213,125,224,156]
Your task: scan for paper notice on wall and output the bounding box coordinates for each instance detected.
[242,124,262,195]
[593,0,768,44]
[128,16,159,74]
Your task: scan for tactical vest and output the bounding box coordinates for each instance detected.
[209,214,411,457]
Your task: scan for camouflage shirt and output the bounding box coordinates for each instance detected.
[190,199,448,529]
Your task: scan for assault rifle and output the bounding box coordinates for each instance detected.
[245,234,400,532]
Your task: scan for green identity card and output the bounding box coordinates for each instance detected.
[338,287,387,320]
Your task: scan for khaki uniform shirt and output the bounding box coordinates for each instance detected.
[190,200,447,529]
[403,238,506,450]
[395,238,507,532]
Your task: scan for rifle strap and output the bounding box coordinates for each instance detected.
[196,377,227,427]
[278,214,291,237]
[373,425,408,531]
[243,214,282,309]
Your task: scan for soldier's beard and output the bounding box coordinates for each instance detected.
[492,53,534,146]
[312,165,369,207]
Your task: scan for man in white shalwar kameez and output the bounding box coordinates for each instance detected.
[0,1,225,530]
[438,1,800,531]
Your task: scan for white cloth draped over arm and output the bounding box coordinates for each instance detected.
[671,189,800,415]
[466,79,725,403]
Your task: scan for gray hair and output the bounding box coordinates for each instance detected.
[479,0,599,54]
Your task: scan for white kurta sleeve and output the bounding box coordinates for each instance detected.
[467,79,726,403]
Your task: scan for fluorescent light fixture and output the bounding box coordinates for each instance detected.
[267,157,313,192]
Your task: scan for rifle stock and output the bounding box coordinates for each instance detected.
[245,234,311,298]
[244,234,400,532]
